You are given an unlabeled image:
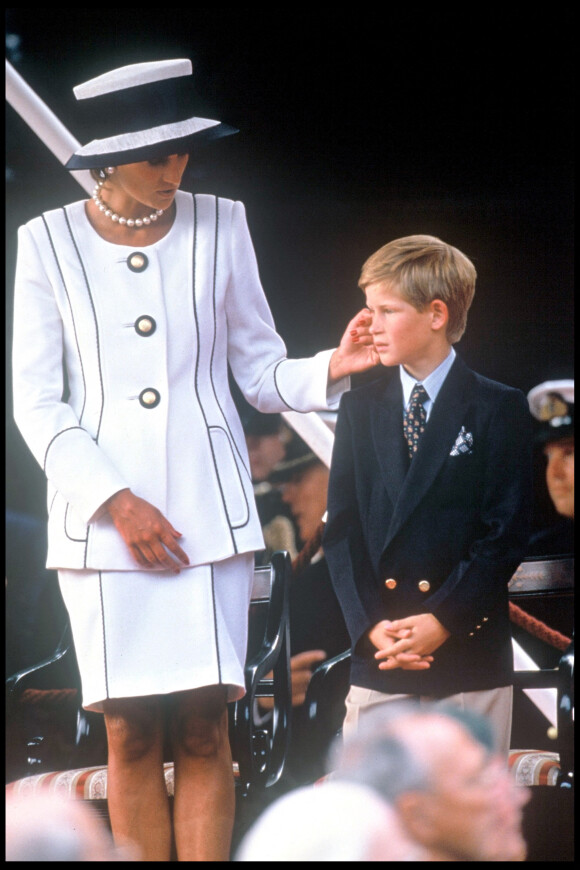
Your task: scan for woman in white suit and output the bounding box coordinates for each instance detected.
[12,58,377,860]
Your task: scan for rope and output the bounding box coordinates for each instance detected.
[291,524,572,652]
[509,601,571,651]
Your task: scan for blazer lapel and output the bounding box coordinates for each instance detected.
[370,375,409,506]
[384,357,473,548]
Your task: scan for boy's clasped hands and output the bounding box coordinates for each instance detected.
[368,613,450,671]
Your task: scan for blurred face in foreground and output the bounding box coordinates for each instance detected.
[396,715,529,861]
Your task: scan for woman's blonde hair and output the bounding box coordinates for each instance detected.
[359,235,476,343]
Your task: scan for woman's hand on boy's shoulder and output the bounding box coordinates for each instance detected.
[328,309,380,382]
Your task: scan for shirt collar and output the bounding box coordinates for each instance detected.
[400,347,456,407]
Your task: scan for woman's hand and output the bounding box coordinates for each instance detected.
[105,488,190,573]
[328,309,380,382]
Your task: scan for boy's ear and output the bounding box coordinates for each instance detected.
[429,299,449,332]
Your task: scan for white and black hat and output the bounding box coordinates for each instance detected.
[65,59,238,170]
[527,379,574,444]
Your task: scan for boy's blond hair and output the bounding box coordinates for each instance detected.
[358,235,476,344]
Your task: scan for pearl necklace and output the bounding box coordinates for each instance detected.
[92,181,164,228]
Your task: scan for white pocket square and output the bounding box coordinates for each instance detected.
[450,426,474,456]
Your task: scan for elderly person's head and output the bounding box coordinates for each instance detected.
[234,780,423,861]
[6,791,138,861]
[331,701,529,862]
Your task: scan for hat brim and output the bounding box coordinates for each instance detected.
[65,121,238,170]
[269,453,321,485]
[534,423,574,447]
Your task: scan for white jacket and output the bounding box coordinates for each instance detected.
[12,191,346,570]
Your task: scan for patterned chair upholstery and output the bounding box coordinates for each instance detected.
[508,750,561,786]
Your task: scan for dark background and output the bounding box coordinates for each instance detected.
[6,8,574,523]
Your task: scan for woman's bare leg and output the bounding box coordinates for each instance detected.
[103,696,171,861]
[169,686,235,861]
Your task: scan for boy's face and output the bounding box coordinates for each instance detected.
[365,281,447,379]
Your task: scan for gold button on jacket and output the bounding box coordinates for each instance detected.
[418,579,430,592]
[127,252,148,272]
[385,578,397,590]
[135,316,156,336]
[139,388,160,408]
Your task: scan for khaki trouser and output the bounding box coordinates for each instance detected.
[343,685,513,756]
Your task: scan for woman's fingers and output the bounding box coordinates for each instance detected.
[107,490,190,570]
[159,533,190,566]
[141,535,190,573]
[130,544,154,570]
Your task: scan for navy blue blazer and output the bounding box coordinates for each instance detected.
[323,356,533,696]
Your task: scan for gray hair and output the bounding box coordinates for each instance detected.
[329,701,432,801]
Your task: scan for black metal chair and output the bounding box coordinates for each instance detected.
[508,556,574,788]
[230,550,292,797]
[6,550,293,806]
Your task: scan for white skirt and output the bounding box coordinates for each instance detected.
[58,552,254,712]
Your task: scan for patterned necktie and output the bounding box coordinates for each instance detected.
[404,384,429,458]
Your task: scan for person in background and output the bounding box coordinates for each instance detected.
[238,402,298,564]
[231,426,352,853]
[526,379,574,556]
[511,379,574,737]
[330,700,530,862]
[258,432,351,788]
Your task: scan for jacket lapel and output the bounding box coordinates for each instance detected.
[383,357,473,549]
[370,375,409,506]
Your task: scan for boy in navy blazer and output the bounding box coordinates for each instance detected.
[323,235,533,752]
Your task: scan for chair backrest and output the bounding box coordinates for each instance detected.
[508,556,574,788]
[508,555,574,597]
[229,550,292,796]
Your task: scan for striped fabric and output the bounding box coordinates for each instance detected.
[6,751,559,801]
[317,750,561,790]
[6,762,240,801]
[508,750,561,786]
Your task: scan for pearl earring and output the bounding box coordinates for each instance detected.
[106,166,116,175]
